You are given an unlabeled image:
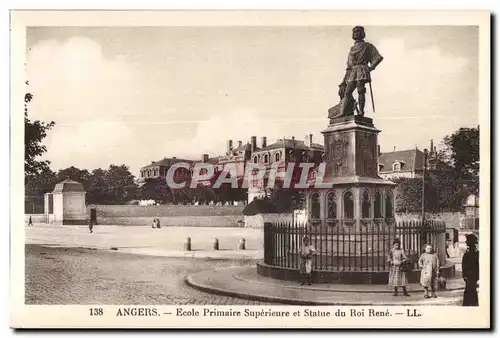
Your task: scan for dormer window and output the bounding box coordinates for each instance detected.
[264,154,269,163]
[378,164,384,172]
[393,162,401,172]
[275,152,280,162]
[253,156,258,163]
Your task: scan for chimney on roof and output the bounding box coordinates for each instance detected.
[251,136,257,152]
[305,134,313,147]
[227,140,233,151]
[430,139,434,152]
[261,136,267,148]
[238,140,242,148]
[292,136,295,141]
[202,154,209,163]
[393,146,396,152]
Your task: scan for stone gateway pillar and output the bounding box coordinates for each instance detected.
[52,179,87,225]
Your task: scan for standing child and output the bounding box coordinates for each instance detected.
[299,236,317,286]
[387,238,410,296]
[418,244,440,299]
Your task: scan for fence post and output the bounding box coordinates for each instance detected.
[264,222,272,265]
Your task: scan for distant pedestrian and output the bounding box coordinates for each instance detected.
[152,218,157,229]
[462,234,479,306]
[28,216,33,227]
[445,233,451,258]
[299,236,316,286]
[453,228,459,250]
[418,244,440,299]
[156,218,161,229]
[89,220,94,234]
[387,238,410,296]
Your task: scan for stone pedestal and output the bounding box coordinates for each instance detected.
[322,115,379,179]
[306,115,396,230]
[52,179,87,225]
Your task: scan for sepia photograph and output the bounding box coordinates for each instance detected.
[10,9,490,329]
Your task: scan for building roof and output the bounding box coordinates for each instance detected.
[378,148,425,173]
[194,156,222,165]
[52,179,85,193]
[141,157,194,169]
[256,139,324,152]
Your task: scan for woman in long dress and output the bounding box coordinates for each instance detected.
[387,238,410,296]
[462,234,479,306]
[418,244,440,298]
[299,236,317,286]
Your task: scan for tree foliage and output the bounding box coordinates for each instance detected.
[24,83,55,178]
[441,127,479,179]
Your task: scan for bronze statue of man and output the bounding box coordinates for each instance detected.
[339,26,383,117]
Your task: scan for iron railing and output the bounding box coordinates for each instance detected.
[264,219,446,272]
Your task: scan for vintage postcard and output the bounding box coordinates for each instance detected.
[10,10,490,329]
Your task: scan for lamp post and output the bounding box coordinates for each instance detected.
[421,148,428,246]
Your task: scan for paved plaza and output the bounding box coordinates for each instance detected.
[25,225,466,305]
[26,224,263,259]
[25,244,270,305]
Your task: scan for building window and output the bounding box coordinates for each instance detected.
[275,152,280,162]
[264,154,269,163]
[361,190,371,219]
[393,162,401,172]
[385,192,394,218]
[311,193,320,219]
[378,164,384,172]
[374,190,383,218]
[253,156,258,163]
[343,190,354,219]
[141,171,144,178]
[327,192,336,219]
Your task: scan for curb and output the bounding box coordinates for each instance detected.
[232,271,465,294]
[185,273,463,306]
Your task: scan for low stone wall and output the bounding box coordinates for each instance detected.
[96,215,244,227]
[88,204,245,217]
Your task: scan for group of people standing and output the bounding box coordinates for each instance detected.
[298,233,479,306]
[152,218,161,229]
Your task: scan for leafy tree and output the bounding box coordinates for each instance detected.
[56,166,92,186]
[440,127,479,195]
[24,82,55,178]
[104,165,138,204]
[86,168,107,204]
[137,177,172,204]
[392,177,439,214]
[25,165,58,196]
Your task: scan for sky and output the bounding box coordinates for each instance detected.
[26,26,479,176]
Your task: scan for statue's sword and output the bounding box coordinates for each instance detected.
[369,81,376,113]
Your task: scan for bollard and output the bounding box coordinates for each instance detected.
[238,238,246,250]
[213,238,219,250]
[184,237,191,251]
